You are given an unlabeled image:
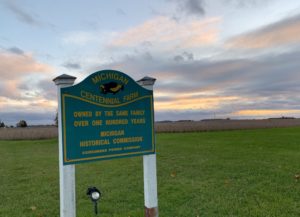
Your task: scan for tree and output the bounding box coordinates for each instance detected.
[54,112,58,126]
[0,120,5,128]
[17,120,27,128]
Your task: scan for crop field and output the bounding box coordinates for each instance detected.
[0,126,57,140]
[155,118,300,133]
[1,127,300,217]
[1,119,300,140]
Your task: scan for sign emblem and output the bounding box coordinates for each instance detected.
[100,82,124,94]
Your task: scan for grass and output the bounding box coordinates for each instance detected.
[0,127,300,216]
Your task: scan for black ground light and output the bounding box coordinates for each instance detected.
[87,187,101,215]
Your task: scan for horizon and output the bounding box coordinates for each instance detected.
[1,115,299,127]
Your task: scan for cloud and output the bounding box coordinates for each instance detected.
[102,48,300,96]
[3,0,39,26]
[36,79,57,101]
[62,31,97,46]
[224,0,272,8]
[173,51,194,62]
[116,8,126,16]
[0,51,53,80]
[61,30,117,49]
[226,13,300,49]
[0,80,22,99]
[183,0,205,16]
[96,43,300,120]
[167,0,272,20]
[0,94,56,112]
[234,109,300,117]
[0,79,57,124]
[0,75,57,125]
[7,46,25,55]
[173,55,184,62]
[62,62,81,70]
[155,95,240,111]
[167,0,205,18]
[109,16,221,50]
[155,110,219,121]
[0,49,55,120]
[176,0,205,16]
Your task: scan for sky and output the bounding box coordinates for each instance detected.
[1,0,300,125]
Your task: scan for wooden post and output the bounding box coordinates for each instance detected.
[53,74,77,217]
[137,76,158,217]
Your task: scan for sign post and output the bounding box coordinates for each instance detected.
[54,70,158,216]
[137,77,158,217]
[53,74,77,217]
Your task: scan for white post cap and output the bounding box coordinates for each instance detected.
[53,74,77,86]
[137,76,156,86]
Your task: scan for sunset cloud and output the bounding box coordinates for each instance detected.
[0,80,22,99]
[0,49,56,124]
[0,51,54,80]
[110,16,221,49]
[155,95,240,111]
[234,109,300,117]
[0,95,56,111]
[226,13,300,49]
[0,96,56,125]
[96,40,300,120]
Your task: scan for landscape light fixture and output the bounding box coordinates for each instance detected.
[87,186,101,215]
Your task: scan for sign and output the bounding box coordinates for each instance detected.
[60,70,155,165]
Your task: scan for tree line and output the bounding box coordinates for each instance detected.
[0,120,28,128]
[1,113,58,128]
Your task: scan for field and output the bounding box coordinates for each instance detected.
[1,127,300,217]
[155,118,300,133]
[1,119,300,140]
[0,126,57,140]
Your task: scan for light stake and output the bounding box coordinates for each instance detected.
[87,187,101,215]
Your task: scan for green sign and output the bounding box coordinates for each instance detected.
[60,70,155,165]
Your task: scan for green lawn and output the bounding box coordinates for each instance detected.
[0,127,300,217]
